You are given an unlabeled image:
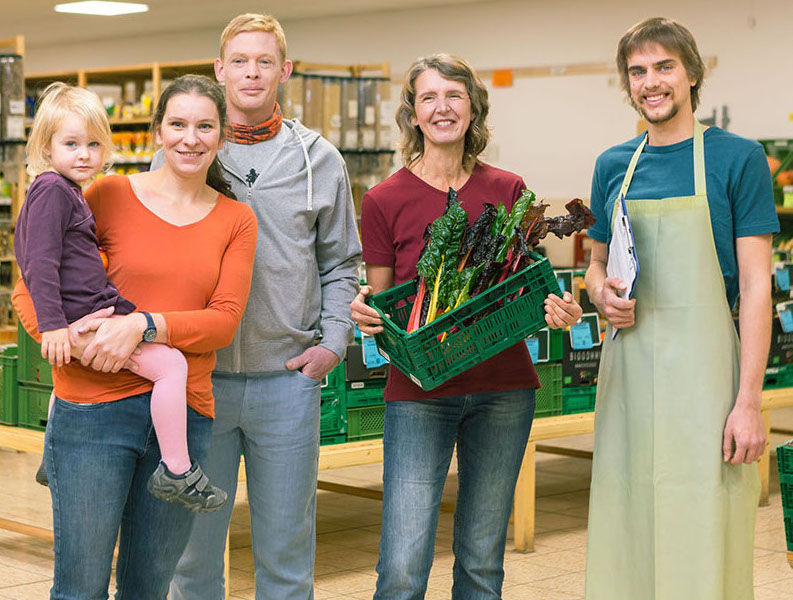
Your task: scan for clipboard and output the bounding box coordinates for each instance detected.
[607,194,639,339]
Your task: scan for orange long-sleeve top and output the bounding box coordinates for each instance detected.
[13,175,257,418]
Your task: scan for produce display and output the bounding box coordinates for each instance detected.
[406,188,595,332]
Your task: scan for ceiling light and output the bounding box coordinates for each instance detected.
[55,1,149,16]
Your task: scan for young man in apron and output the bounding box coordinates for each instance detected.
[584,17,779,600]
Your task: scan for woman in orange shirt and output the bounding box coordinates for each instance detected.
[13,75,257,599]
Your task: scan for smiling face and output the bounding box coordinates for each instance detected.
[47,113,104,184]
[215,30,292,125]
[627,42,696,126]
[155,92,222,179]
[411,68,473,152]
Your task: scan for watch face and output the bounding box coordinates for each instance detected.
[143,328,157,343]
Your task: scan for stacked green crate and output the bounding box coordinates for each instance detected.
[346,379,385,441]
[0,345,18,426]
[534,363,562,418]
[17,324,53,431]
[320,362,347,445]
[562,385,597,415]
[777,442,793,551]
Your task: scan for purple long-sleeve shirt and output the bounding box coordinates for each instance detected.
[14,171,135,332]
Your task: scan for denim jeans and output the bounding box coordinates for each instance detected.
[46,392,212,600]
[374,389,535,600]
[170,370,321,600]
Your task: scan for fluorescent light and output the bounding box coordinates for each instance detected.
[55,2,149,16]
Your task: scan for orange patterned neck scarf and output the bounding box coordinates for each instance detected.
[226,103,283,144]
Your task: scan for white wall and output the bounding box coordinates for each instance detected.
[24,0,793,264]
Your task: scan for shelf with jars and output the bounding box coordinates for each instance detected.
[0,36,26,341]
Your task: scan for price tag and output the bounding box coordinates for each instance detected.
[525,337,540,363]
[777,268,791,292]
[780,307,793,333]
[362,335,388,368]
[570,322,594,350]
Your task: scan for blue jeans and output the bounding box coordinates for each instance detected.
[46,392,212,600]
[170,370,321,600]
[374,389,535,600]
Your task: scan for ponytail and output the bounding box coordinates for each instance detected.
[206,156,236,200]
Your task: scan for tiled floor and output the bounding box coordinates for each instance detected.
[1,409,793,599]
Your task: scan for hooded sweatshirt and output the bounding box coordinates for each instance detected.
[152,118,362,372]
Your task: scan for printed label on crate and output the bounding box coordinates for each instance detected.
[570,322,594,350]
[362,335,389,368]
[378,349,390,362]
[526,337,540,363]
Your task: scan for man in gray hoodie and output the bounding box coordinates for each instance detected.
[165,13,361,600]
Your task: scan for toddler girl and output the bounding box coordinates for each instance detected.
[14,82,226,513]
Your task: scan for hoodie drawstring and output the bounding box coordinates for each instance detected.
[292,121,314,212]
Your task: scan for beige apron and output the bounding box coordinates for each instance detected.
[585,121,760,600]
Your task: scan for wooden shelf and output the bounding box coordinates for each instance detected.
[776,206,793,216]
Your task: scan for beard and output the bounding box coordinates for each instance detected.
[635,96,681,125]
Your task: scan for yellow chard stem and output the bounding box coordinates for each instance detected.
[427,257,444,323]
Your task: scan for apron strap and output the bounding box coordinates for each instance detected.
[693,119,706,197]
[618,119,707,202]
[619,134,648,200]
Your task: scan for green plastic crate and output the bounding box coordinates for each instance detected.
[368,253,561,391]
[535,363,562,418]
[778,443,793,550]
[17,323,53,387]
[562,385,597,415]
[763,365,793,390]
[321,362,346,398]
[17,382,52,431]
[320,394,347,437]
[320,434,347,446]
[0,345,18,426]
[345,380,385,408]
[347,404,385,441]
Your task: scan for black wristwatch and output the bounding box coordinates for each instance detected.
[141,312,157,343]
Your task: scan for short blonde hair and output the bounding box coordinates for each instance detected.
[220,13,288,62]
[396,54,490,172]
[26,82,114,177]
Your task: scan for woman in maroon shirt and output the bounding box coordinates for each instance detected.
[351,54,582,599]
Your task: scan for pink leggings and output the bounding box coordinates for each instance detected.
[49,340,191,475]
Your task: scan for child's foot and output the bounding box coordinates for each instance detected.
[35,458,48,487]
[146,461,227,513]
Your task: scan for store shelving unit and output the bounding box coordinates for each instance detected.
[0,35,26,343]
[26,59,396,216]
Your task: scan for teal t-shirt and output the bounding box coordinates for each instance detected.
[588,126,779,308]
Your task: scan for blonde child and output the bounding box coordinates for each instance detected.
[15,82,226,513]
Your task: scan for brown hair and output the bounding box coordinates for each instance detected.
[152,75,235,199]
[220,13,288,62]
[396,54,490,172]
[26,82,114,177]
[617,17,706,111]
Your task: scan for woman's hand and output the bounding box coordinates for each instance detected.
[544,291,583,329]
[350,285,386,335]
[78,312,147,373]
